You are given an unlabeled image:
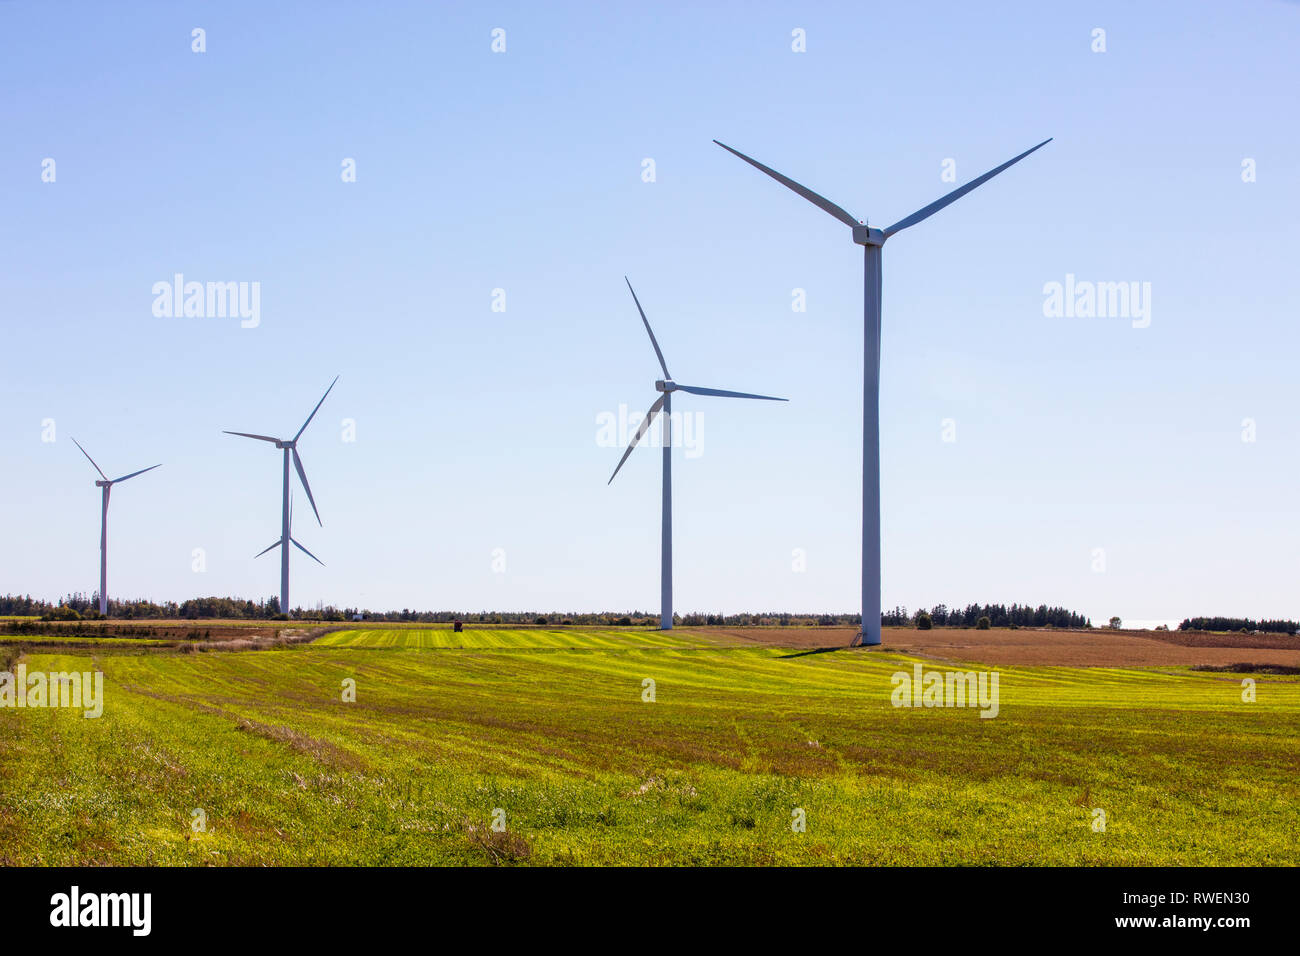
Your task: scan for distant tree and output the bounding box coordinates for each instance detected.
[535,617,547,625]
[1108,616,1122,629]
[915,611,933,630]
[976,616,991,630]
[882,606,909,626]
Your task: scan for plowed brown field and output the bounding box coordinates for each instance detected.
[688,625,1300,668]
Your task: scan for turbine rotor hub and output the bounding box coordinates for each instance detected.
[655,379,676,393]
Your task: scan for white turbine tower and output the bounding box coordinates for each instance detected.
[225,376,337,615]
[608,278,787,630]
[714,138,1050,646]
[70,438,160,617]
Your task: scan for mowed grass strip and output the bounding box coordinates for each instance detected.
[0,630,1296,866]
[315,627,699,650]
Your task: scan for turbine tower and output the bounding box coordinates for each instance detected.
[714,137,1050,645]
[70,438,160,617]
[608,278,786,630]
[225,376,337,615]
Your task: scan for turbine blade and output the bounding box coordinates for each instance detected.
[110,463,161,484]
[607,394,667,485]
[255,539,283,558]
[71,437,108,481]
[291,537,325,566]
[223,431,280,443]
[294,375,339,441]
[624,278,671,379]
[292,449,322,526]
[713,140,860,228]
[884,138,1052,237]
[674,384,788,402]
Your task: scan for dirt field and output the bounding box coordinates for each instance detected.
[688,625,1300,669]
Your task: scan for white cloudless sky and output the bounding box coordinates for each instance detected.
[1,1,1296,624]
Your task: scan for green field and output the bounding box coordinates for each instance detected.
[1,627,1296,865]
[315,626,699,650]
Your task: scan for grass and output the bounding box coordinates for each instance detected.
[315,626,705,649]
[0,627,1296,866]
[0,635,173,646]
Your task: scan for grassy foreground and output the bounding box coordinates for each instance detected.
[1,627,1296,865]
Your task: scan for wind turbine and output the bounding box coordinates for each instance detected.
[70,438,160,617]
[225,376,337,615]
[608,278,787,630]
[256,493,324,575]
[714,137,1050,645]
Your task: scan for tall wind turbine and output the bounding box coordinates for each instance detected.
[225,376,337,615]
[70,438,160,617]
[714,137,1050,645]
[608,278,787,630]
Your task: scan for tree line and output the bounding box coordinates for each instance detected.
[16,594,1295,634]
[1179,616,1298,635]
[882,603,1091,629]
[1,593,287,620]
[2,593,1096,628]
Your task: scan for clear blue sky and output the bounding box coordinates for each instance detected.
[2,1,1296,624]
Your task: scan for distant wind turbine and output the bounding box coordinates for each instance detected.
[714,137,1050,646]
[608,278,787,630]
[225,376,338,614]
[71,438,160,617]
[256,493,324,572]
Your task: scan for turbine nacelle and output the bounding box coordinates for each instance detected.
[654,379,675,393]
[274,439,295,449]
[852,224,887,247]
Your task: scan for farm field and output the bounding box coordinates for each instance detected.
[315,627,704,650]
[708,625,1300,668]
[1,626,1296,866]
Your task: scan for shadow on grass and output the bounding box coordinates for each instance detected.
[777,646,848,660]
